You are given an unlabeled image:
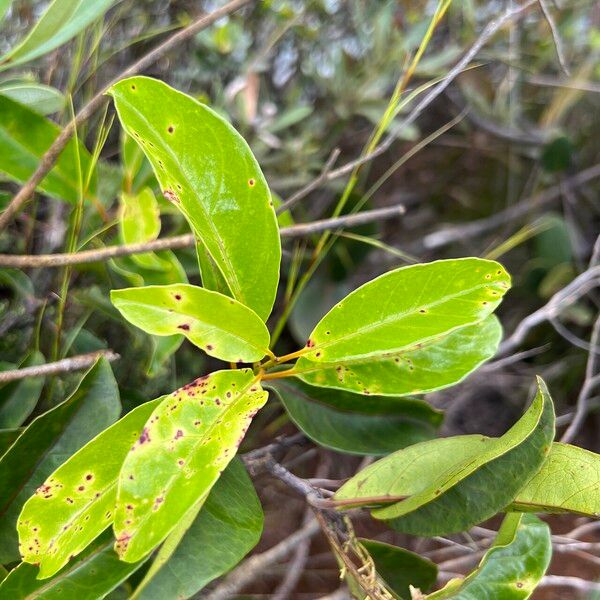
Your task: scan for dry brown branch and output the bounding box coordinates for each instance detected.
[0,0,256,233]
[0,349,119,383]
[0,204,406,268]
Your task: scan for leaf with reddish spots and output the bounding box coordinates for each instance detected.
[108,77,281,321]
[113,369,267,562]
[111,283,270,363]
[17,397,162,579]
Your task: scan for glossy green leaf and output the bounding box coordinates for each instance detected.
[18,398,162,578]
[0,358,120,563]
[0,82,64,114]
[335,377,555,536]
[300,258,510,363]
[0,428,22,455]
[134,458,263,599]
[108,76,281,321]
[0,532,145,600]
[0,95,96,203]
[511,442,600,517]
[111,284,270,362]
[270,379,441,455]
[110,251,186,287]
[427,513,551,599]
[0,351,45,428]
[296,316,502,396]
[0,0,116,70]
[360,539,437,599]
[113,369,267,562]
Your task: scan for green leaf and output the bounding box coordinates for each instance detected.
[0,82,64,114]
[0,95,96,203]
[134,458,263,599]
[335,377,555,536]
[300,258,510,363]
[360,539,437,599]
[0,358,120,563]
[0,351,45,428]
[0,0,116,70]
[17,398,162,578]
[511,442,600,517]
[270,379,441,455]
[296,316,502,396]
[108,76,281,321]
[427,513,551,599]
[111,284,271,363]
[0,0,11,23]
[0,532,145,600]
[113,369,267,562]
[0,428,22,455]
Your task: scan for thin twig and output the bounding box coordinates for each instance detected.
[0,349,119,383]
[0,204,406,268]
[0,0,256,232]
[538,0,570,76]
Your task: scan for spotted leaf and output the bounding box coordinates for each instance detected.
[108,76,281,321]
[17,398,162,579]
[113,369,267,562]
[111,284,271,363]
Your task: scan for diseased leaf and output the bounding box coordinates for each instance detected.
[114,369,267,562]
[111,284,271,362]
[0,532,145,599]
[296,316,502,396]
[335,377,555,536]
[0,95,96,203]
[270,379,441,455]
[427,513,551,599]
[360,539,437,599]
[0,82,64,114]
[0,0,116,70]
[0,358,120,563]
[17,398,162,578]
[300,258,510,363]
[133,458,263,599]
[108,76,281,321]
[0,351,45,428]
[512,442,600,517]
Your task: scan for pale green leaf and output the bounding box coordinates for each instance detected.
[17,398,162,578]
[108,76,281,321]
[296,316,502,396]
[113,369,267,562]
[0,95,96,203]
[335,377,555,536]
[427,513,551,599]
[0,82,64,114]
[270,379,441,455]
[0,358,120,563]
[134,458,263,599]
[0,532,145,599]
[300,258,510,363]
[0,0,117,70]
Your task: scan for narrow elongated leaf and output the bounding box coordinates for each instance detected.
[360,539,437,599]
[0,95,95,203]
[18,398,162,578]
[335,377,555,536]
[134,458,263,599]
[111,284,270,362]
[297,316,502,396]
[512,442,600,517]
[108,76,281,321]
[0,351,45,428]
[0,532,144,600]
[270,379,441,455]
[301,258,510,363]
[0,82,64,114]
[114,369,267,562]
[427,513,551,599]
[0,0,116,70]
[0,359,120,563]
